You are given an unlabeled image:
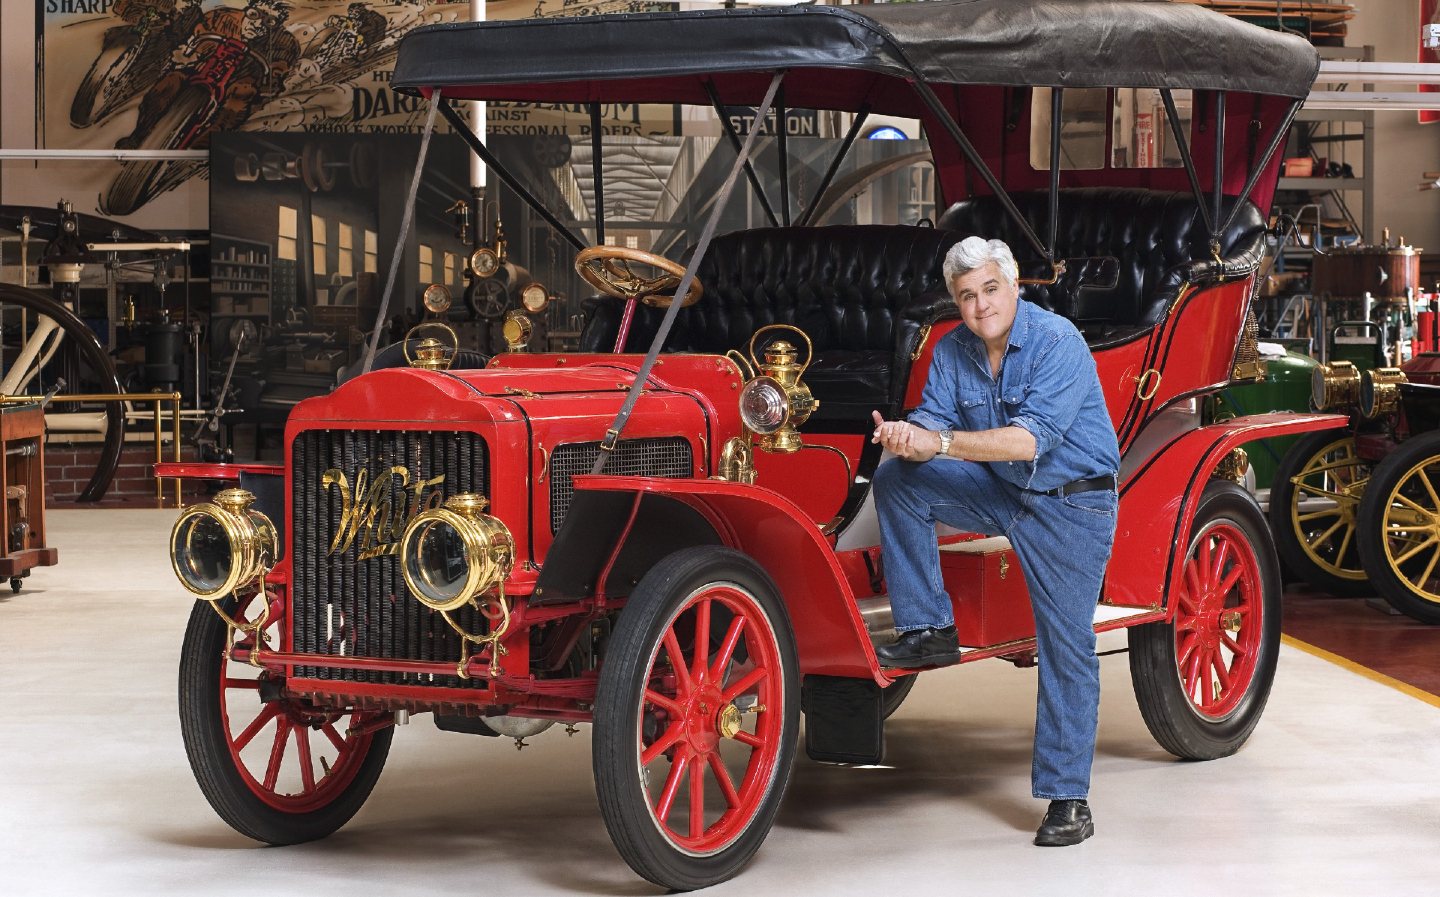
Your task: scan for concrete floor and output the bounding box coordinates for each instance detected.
[3,509,1439,896]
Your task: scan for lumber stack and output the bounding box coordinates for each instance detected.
[1173,0,1355,44]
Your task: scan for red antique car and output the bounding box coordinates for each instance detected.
[162,1,1340,890]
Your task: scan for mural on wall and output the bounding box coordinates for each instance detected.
[39,0,672,224]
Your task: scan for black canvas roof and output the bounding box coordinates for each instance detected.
[392,0,1320,102]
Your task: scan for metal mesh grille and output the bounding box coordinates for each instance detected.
[549,437,694,532]
[1235,307,1261,368]
[291,430,488,689]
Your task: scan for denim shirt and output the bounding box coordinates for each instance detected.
[907,299,1121,493]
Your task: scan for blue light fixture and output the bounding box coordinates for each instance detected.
[865,126,908,140]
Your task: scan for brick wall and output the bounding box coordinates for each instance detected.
[45,442,207,504]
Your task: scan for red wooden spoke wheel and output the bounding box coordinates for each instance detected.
[1129,482,1281,761]
[594,547,800,892]
[178,591,392,844]
[1172,522,1263,718]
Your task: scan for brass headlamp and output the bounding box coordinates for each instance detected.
[736,325,818,454]
[404,290,458,370]
[169,488,277,600]
[1360,367,1407,419]
[400,493,515,613]
[1311,360,1361,413]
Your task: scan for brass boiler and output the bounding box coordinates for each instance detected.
[1312,244,1420,301]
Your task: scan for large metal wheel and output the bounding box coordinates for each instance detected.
[593,546,800,891]
[1130,482,1282,760]
[1268,431,1372,597]
[178,590,392,843]
[0,284,124,501]
[1356,430,1440,624]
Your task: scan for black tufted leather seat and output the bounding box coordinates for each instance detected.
[937,188,1266,346]
[580,225,972,420]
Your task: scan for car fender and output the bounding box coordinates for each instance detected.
[553,475,885,682]
[1108,412,1346,611]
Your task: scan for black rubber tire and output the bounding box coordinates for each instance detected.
[593,546,801,891]
[1268,430,1372,598]
[178,596,392,844]
[1129,481,1282,760]
[881,674,916,719]
[71,32,139,128]
[1356,430,1440,624]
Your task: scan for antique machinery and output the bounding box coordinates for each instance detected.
[405,285,459,371]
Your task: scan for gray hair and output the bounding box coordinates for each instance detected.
[942,236,1019,291]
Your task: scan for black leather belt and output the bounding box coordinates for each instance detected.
[1042,474,1117,497]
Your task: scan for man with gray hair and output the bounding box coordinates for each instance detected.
[870,235,1120,847]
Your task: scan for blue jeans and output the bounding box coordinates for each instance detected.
[873,457,1118,800]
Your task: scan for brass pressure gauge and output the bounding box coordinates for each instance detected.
[520,282,550,314]
[1312,360,1361,412]
[1360,367,1407,419]
[422,283,452,315]
[503,310,533,352]
[469,246,500,279]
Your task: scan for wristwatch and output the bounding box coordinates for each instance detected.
[936,429,954,457]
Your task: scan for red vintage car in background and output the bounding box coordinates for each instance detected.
[161,1,1339,890]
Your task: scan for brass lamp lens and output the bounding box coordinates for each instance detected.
[739,377,790,435]
[172,513,233,596]
[404,517,471,607]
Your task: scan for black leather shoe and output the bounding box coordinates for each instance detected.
[874,625,961,669]
[1034,799,1094,846]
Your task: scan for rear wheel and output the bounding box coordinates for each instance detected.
[103,86,211,216]
[1268,431,1371,597]
[593,546,800,891]
[1130,482,1281,760]
[1356,431,1440,624]
[178,590,392,843]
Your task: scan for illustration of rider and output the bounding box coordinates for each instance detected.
[315,3,389,69]
[116,0,300,150]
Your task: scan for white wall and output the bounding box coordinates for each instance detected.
[1347,0,1440,249]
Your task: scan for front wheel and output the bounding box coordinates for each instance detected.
[593,546,800,891]
[1268,431,1372,597]
[1356,430,1440,624]
[1129,481,1281,760]
[178,591,392,844]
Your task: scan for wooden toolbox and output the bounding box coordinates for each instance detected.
[939,537,1034,646]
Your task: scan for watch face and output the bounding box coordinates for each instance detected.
[469,247,499,278]
[422,283,451,314]
[520,283,549,313]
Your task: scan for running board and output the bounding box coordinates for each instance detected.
[856,595,1163,654]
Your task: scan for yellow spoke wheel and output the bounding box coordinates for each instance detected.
[1268,431,1372,597]
[1358,431,1440,624]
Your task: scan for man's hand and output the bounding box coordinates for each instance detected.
[871,410,943,462]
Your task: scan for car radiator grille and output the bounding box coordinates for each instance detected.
[291,429,489,689]
[549,436,694,533]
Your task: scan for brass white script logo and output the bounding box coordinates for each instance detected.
[322,466,445,560]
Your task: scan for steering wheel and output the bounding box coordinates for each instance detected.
[575,246,703,309]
